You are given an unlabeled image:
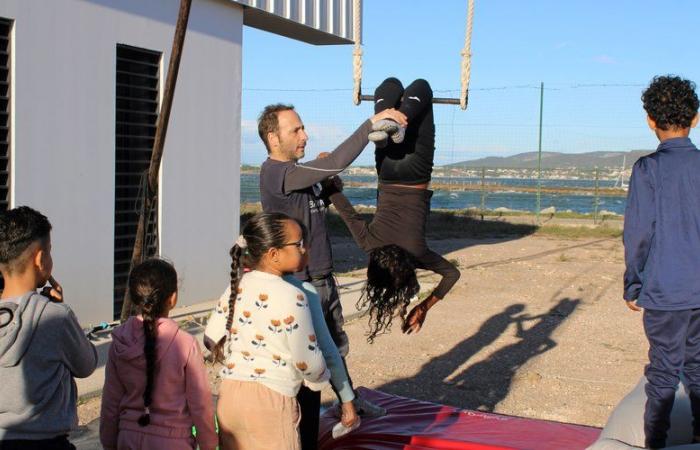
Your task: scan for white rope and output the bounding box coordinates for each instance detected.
[352,0,362,106]
[460,0,475,110]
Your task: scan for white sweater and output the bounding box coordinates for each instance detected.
[205,270,329,397]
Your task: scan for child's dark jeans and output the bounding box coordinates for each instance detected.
[644,308,700,448]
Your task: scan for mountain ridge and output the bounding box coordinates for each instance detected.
[443,149,654,169]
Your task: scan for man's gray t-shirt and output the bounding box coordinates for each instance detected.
[260,159,333,279]
[258,120,372,280]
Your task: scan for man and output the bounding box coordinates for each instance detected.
[257,104,406,448]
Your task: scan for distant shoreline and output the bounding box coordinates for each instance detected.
[343,180,628,197]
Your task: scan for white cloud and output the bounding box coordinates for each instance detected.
[593,55,617,64]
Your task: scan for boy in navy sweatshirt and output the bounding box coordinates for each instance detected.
[624,75,700,449]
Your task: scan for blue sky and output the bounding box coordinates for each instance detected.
[240,0,700,166]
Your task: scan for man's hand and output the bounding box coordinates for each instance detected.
[317,152,331,159]
[41,275,64,303]
[370,108,408,128]
[340,401,360,428]
[626,299,642,312]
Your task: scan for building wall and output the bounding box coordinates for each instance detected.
[0,0,243,324]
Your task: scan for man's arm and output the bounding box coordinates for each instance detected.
[283,120,373,192]
[283,109,408,192]
[623,158,655,303]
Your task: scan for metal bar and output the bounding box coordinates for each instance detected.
[593,167,600,224]
[114,57,160,68]
[359,94,461,105]
[116,70,160,80]
[536,82,544,224]
[116,96,159,104]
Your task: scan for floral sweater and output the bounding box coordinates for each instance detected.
[204,270,329,397]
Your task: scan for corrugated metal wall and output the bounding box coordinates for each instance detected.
[233,0,357,43]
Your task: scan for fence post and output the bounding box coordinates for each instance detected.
[593,167,600,224]
[480,166,486,220]
[536,82,544,224]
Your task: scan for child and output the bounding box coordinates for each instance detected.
[204,212,330,450]
[100,259,218,450]
[0,206,97,449]
[324,78,461,341]
[623,75,700,449]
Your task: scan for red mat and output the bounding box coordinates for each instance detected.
[319,388,600,450]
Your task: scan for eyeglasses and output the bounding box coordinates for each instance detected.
[281,239,304,250]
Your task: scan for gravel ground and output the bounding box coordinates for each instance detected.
[325,233,645,428]
[77,232,646,443]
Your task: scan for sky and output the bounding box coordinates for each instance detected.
[240,0,700,166]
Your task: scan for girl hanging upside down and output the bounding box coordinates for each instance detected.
[322,77,461,342]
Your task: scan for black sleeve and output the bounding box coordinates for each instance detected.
[283,120,373,193]
[328,191,373,252]
[414,250,461,299]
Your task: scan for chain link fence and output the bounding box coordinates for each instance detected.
[241,83,661,222]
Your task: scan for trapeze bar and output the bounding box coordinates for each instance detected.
[359,94,463,105]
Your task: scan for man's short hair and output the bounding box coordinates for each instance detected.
[642,76,699,131]
[258,104,295,153]
[0,206,52,273]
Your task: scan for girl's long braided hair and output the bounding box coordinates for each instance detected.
[211,212,296,363]
[358,244,419,343]
[127,258,178,427]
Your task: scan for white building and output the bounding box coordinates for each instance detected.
[0,0,357,324]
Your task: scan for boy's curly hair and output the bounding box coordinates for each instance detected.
[358,245,420,343]
[642,76,699,131]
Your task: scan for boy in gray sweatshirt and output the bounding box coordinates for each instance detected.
[0,206,97,449]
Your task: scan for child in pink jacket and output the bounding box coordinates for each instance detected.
[100,259,218,450]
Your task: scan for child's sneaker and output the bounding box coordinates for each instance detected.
[371,119,405,144]
[389,125,405,144]
[368,130,389,148]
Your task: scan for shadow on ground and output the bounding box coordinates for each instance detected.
[374,298,581,412]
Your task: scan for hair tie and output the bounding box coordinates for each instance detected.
[235,235,248,249]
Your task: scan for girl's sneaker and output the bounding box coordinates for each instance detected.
[368,130,389,148]
[332,417,361,439]
[370,119,406,144]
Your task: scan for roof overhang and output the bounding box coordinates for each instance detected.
[231,0,357,45]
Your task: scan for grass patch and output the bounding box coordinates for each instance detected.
[241,202,622,240]
[536,224,622,239]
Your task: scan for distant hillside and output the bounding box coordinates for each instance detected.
[445,150,654,169]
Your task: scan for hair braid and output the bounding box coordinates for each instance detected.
[138,290,159,426]
[212,245,243,363]
[126,258,177,428]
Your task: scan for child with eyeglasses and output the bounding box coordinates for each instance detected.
[205,212,333,450]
